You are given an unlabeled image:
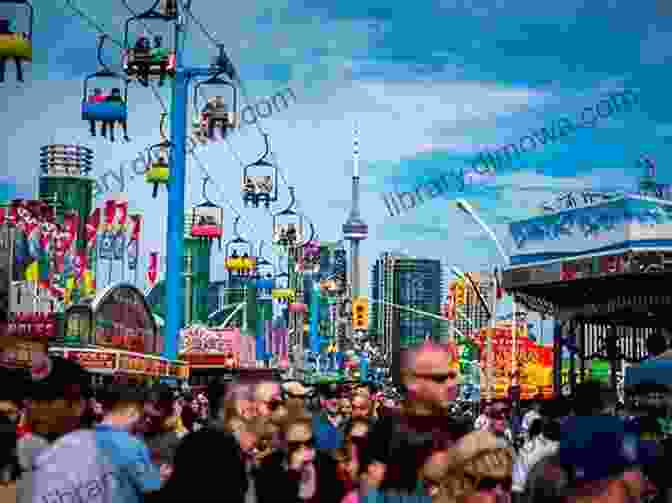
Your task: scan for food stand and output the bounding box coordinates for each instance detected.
[58,282,189,385]
[180,325,276,387]
[48,346,189,384]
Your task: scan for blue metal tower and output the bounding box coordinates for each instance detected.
[163,16,234,361]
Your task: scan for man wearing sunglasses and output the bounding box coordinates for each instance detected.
[364,342,463,498]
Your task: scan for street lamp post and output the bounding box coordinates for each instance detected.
[455,199,519,404]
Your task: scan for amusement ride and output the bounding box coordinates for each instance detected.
[0,0,395,388]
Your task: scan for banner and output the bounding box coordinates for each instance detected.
[99,200,117,260]
[147,252,159,287]
[506,196,672,265]
[127,215,141,270]
[179,326,246,368]
[112,201,128,261]
[475,325,553,399]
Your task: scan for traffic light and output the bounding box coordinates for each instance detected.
[454,279,465,307]
[352,297,369,330]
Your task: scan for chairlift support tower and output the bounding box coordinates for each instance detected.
[161,11,236,361]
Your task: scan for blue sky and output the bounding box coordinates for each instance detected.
[0,0,668,301]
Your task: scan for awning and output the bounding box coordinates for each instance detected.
[625,350,672,387]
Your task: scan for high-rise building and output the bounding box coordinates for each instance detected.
[370,253,443,383]
[450,271,494,337]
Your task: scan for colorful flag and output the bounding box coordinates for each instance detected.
[112,201,128,261]
[147,251,159,286]
[127,215,142,270]
[99,200,116,260]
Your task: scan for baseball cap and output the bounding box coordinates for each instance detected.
[27,355,91,402]
[559,416,657,485]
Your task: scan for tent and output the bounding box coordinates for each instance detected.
[625,350,672,387]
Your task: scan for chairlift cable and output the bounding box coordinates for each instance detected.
[187,144,260,237]
[177,0,217,46]
[63,0,124,48]
[120,0,155,38]
[62,0,268,244]
[179,0,296,198]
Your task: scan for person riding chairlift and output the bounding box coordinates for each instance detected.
[285,224,297,243]
[88,88,107,137]
[243,177,256,194]
[0,18,24,82]
[161,0,177,17]
[202,96,230,140]
[132,35,167,86]
[101,88,130,142]
[152,36,168,86]
[133,34,151,86]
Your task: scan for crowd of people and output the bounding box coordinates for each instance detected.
[0,342,667,503]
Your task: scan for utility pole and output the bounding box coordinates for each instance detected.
[486,274,497,402]
[163,10,231,361]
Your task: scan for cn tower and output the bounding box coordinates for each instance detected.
[342,122,368,299]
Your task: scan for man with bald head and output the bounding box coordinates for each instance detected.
[364,341,466,497]
[401,341,460,416]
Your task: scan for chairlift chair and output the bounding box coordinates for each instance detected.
[190,176,224,245]
[193,67,238,142]
[122,0,176,87]
[0,0,33,75]
[272,186,305,252]
[242,134,277,208]
[82,35,130,142]
[224,216,255,277]
[145,113,171,198]
[296,228,319,272]
[271,272,294,303]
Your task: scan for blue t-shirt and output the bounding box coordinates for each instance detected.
[313,414,344,450]
[21,427,161,503]
[93,424,162,501]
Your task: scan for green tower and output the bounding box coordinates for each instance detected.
[184,237,212,325]
[39,145,95,251]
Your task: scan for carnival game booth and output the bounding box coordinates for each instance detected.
[52,282,188,386]
[501,193,672,397]
[180,325,277,387]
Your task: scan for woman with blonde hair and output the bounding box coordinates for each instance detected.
[421,430,514,503]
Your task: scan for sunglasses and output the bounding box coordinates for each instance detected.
[287,437,315,450]
[414,371,458,384]
[264,399,284,411]
[465,474,512,492]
